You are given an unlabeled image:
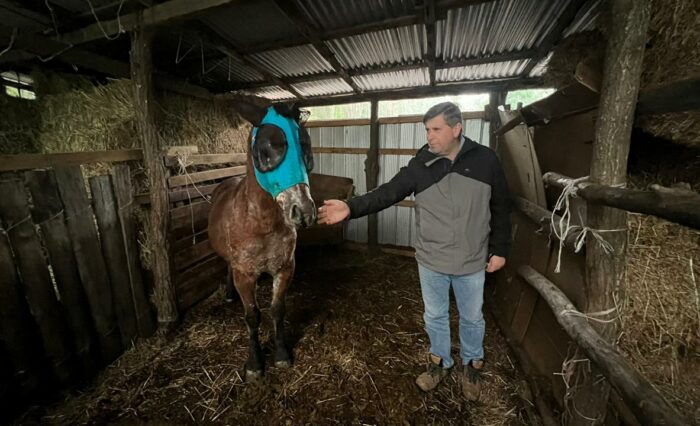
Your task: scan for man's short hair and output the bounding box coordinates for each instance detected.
[423,102,462,127]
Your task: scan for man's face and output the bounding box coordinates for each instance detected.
[425,114,462,157]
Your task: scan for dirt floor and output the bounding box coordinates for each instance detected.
[14,248,533,425]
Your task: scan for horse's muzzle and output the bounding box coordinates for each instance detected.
[277,184,316,229]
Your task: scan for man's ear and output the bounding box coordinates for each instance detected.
[234,99,268,126]
[453,122,463,139]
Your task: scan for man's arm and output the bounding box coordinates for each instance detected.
[347,161,417,219]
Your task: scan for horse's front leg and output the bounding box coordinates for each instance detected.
[271,261,294,368]
[232,268,263,381]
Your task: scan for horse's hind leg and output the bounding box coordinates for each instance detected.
[224,266,236,302]
[232,268,264,381]
[271,262,294,368]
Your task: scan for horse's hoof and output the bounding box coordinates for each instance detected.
[245,369,263,382]
[274,359,292,369]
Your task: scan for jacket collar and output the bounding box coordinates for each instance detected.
[418,135,480,167]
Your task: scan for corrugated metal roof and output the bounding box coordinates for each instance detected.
[296,0,416,31]
[437,59,529,82]
[292,78,353,97]
[248,45,333,78]
[201,58,267,84]
[437,0,570,59]
[200,0,300,47]
[353,68,429,91]
[564,0,602,37]
[236,86,296,100]
[327,24,425,70]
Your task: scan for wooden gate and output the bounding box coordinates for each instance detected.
[0,159,155,410]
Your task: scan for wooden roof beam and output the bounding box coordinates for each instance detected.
[181,25,305,99]
[239,1,497,56]
[291,77,542,107]
[59,0,240,45]
[272,0,361,94]
[422,0,437,86]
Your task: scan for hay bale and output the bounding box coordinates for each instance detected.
[0,92,41,154]
[543,30,606,89]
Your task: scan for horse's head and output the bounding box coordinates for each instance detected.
[237,101,316,229]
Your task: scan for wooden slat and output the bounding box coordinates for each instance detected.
[0,180,77,384]
[89,176,139,348]
[305,119,371,128]
[173,239,215,271]
[164,153,247,167]
[0,149,142,172]
[54,166,123,364]
[395,199,416,208]
[0,223,46,394]
[168,166,246,188]
[172,229,209,252]
[112,165,156,338]
[25,170,99,377]
[176,256,227,311]
[170,201,212,239]
[312,147,417,155]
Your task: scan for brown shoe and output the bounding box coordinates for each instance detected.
[416,354,450,391]
[462,359,483,401]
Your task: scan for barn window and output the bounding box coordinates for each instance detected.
[2,71,36,100]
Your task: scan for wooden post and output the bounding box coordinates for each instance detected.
[366,99,380,250]
[130,26,178,331]
[573,0,651,423]
[487,91,505,150]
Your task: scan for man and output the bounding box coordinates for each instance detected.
[317,102,512,401]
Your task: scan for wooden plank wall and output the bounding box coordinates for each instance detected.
[0,156,155,419]
[163,153,246,311]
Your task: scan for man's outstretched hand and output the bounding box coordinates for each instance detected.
[317,199,350,225]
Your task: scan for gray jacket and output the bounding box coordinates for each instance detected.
[347,136,512,275]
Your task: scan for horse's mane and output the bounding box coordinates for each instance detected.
[271,104,309,125]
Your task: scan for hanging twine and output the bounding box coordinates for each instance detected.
[175,152,212,245]
[550,176,626,273]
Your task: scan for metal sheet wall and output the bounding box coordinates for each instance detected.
[308,117,488,246]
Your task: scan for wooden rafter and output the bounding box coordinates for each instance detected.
[271,0,361,94]
[181,25,305,99]
[289,77,542,107]
[521,0,589,77]
[422,0,437,86]
[59,0,239,45]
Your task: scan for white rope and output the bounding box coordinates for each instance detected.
[175,152,212,245]
[551,176,625,273]
[44,0,60,37]
[38,43,74,62]
[560,306,620,324]
[174,34,195,64]
[0,27,17,58]
[85,0,126,41]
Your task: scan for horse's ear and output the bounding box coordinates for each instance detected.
[234,99,268,126]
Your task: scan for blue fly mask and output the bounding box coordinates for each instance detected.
[251,105,314,198]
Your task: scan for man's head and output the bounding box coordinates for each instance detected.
[422,102,463,158]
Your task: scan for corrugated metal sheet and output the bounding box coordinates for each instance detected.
[236,86,296,100]
[353,68,429,91]
[292,78,354,97]
[564,0,602,36]
[436,59,529,82]
[295,0,416,31]
[200,0,300,47]
[327,25,425,69]
[248,45,333,78]
[308,125,370,242]
[437,0,569,59]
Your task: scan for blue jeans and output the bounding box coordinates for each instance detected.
[418,263,485,368]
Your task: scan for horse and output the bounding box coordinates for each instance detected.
[208,101,316,381]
